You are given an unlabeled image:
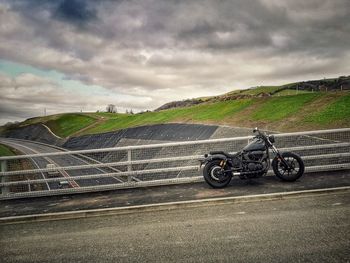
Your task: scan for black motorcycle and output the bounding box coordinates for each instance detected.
[200,127,304,188]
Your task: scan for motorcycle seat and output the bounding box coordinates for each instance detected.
[209,151,237,158]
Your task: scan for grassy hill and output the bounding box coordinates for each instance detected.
[1,76,349,138]
[155,76,349,111]
[1,91,349,138]
[10,113,97,138]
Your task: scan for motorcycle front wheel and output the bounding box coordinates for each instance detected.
[272,152,304,182]
[203,160,232,188]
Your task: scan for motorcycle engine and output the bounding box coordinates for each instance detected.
[231,156,241,168]
[245,151,264,162]
[238,151,269,179]
[247,162,263,171]
[244,151,266,172]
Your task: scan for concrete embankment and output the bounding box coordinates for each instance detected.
[63,123,221,150]
[2,122,255,150]
[63,124,255,150]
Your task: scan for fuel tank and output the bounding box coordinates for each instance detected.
[243,138,266,152]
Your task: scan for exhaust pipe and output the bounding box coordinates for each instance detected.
[231,169,265,176]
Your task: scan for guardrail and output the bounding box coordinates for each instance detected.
[0,127,349,199]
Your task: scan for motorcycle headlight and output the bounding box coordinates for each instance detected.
[269,135,275,143]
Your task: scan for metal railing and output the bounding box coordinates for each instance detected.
[0,127,350,199]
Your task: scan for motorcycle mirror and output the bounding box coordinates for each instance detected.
[253,127,258,133]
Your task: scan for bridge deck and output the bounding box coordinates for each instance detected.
[1,170,349,218]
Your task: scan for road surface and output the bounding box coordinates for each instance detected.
[1,192,349,263]
[0,138,122,189]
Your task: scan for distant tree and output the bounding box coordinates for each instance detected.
[130,109,134,114]
[125,109,129,114]
[106,104,116,113]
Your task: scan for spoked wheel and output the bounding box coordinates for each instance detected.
[203,160,232,188]
[272,152,305,182]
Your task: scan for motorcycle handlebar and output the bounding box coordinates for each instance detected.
[253,127,264,137]
[253,128,270,144]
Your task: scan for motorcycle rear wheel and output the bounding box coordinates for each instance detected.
[272,152,304,182]
[203,160,232,188]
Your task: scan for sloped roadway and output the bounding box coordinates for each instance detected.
[0,138,122,189]
[0,191,349,262]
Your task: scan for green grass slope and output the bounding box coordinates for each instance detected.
[86,99,254,134]
[251,93,319,121]
[6,113,96,138]
[305,93,350,126]
[232,86,283,96]
[85,92,350,134]
[44,114,96,137]
[1,90,349,138]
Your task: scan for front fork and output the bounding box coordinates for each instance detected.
[271,145,291,169]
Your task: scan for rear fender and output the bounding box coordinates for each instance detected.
[205,154,227,163]
[199,154,228,169]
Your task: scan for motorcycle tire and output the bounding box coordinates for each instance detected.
[203,159,232,188]
[272,152,305,182]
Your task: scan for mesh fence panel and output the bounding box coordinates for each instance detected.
[1,128,349,199]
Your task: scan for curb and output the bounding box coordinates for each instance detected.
[1,186,349,225]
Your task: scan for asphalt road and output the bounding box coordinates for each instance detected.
[1,192,349,263]
[0,138,122,189]
[1,169,350,218]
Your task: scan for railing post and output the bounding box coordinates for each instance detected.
[1,160,9,195]
[28,181,31,192]
[127,149,132,182]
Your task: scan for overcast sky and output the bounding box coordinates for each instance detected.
[0,0,349,124]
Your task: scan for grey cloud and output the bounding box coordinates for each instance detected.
[0,0,349,124]
[9,0,97,25]
[6,0,350,55]
[54,0,97,24]
[0,73,153,124]
[0,102,38,125]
